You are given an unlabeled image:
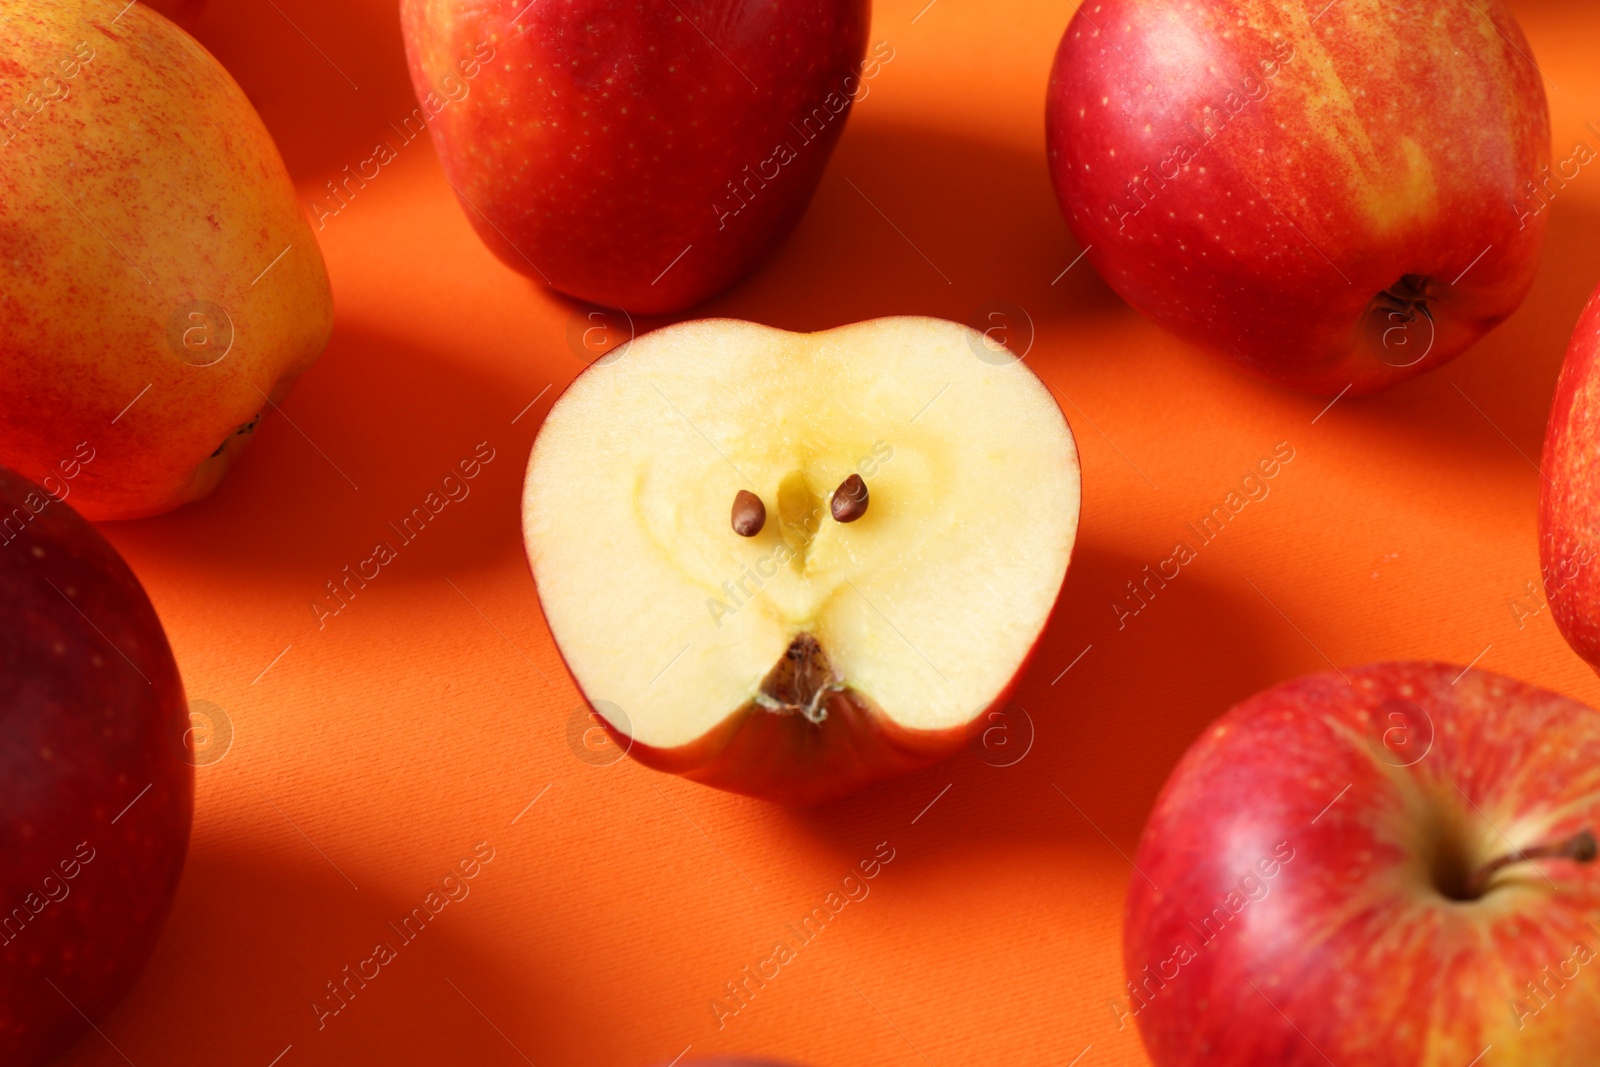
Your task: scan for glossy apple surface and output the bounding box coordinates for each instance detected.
[1045,0,1549,395]
[1541,280,1600,672]
[523,317,1080,804]
[0,467,192,1064]
[143,0,204,29]
[1126,662,1600,1065]
[0,0,333,520]
[399,0,872,313]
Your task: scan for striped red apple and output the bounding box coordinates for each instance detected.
[1541,280,1600,672]
[1045,0,1550,395]
[1125,663,1600,1064]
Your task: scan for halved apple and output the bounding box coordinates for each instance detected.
[522,317,1081,803]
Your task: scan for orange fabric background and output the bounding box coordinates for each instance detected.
[58,0,1600,1064]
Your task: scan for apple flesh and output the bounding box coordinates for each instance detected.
[523,318,1081,804]
[0,467,192,1064]
[399,0,871,313]
[1045,0,1549,395]
[1125,662,1600,1065]
[0,0,333,520]
[1541,280,1600,672]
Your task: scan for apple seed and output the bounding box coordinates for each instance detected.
[831,474,868,523]
[731,490,766,537]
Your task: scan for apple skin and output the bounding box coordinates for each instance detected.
[142,0,205,29]
[1045,0,1549,396]
[0,467,192,1065]
[399,0,871,314]
[1125,663,1600,1065]
[1540,281,1600,672]
[557,557,1063,805]
[601,649,1041,807]
[0,0,333,520]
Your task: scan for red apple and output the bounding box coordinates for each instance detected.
[1541,280,1600,672]
[1124,662,1600,1065]
[399,0,875,313]
[0,468,192,1064]
[523,317,1081,804]
[1045,0,1550,395]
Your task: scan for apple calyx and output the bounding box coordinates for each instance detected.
[1365,274,1435,350]
[753,634,845,724]
[209,412,263,458]
[1374,273,1432,317]
[1363,275,1440,358]
[1461,828,1598,900]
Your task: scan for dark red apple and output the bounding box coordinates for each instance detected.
[400,0,875,313]
[0,467,192,1064]
[1541,279,1600,672]
[1124,662,1600,1064]
[1045,0,1550,395]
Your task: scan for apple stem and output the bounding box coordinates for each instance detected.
[1463,828,1598,898]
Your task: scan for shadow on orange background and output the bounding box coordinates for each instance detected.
[61,0,1600,1065]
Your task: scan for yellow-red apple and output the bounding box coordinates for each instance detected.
[0,0,333,519]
